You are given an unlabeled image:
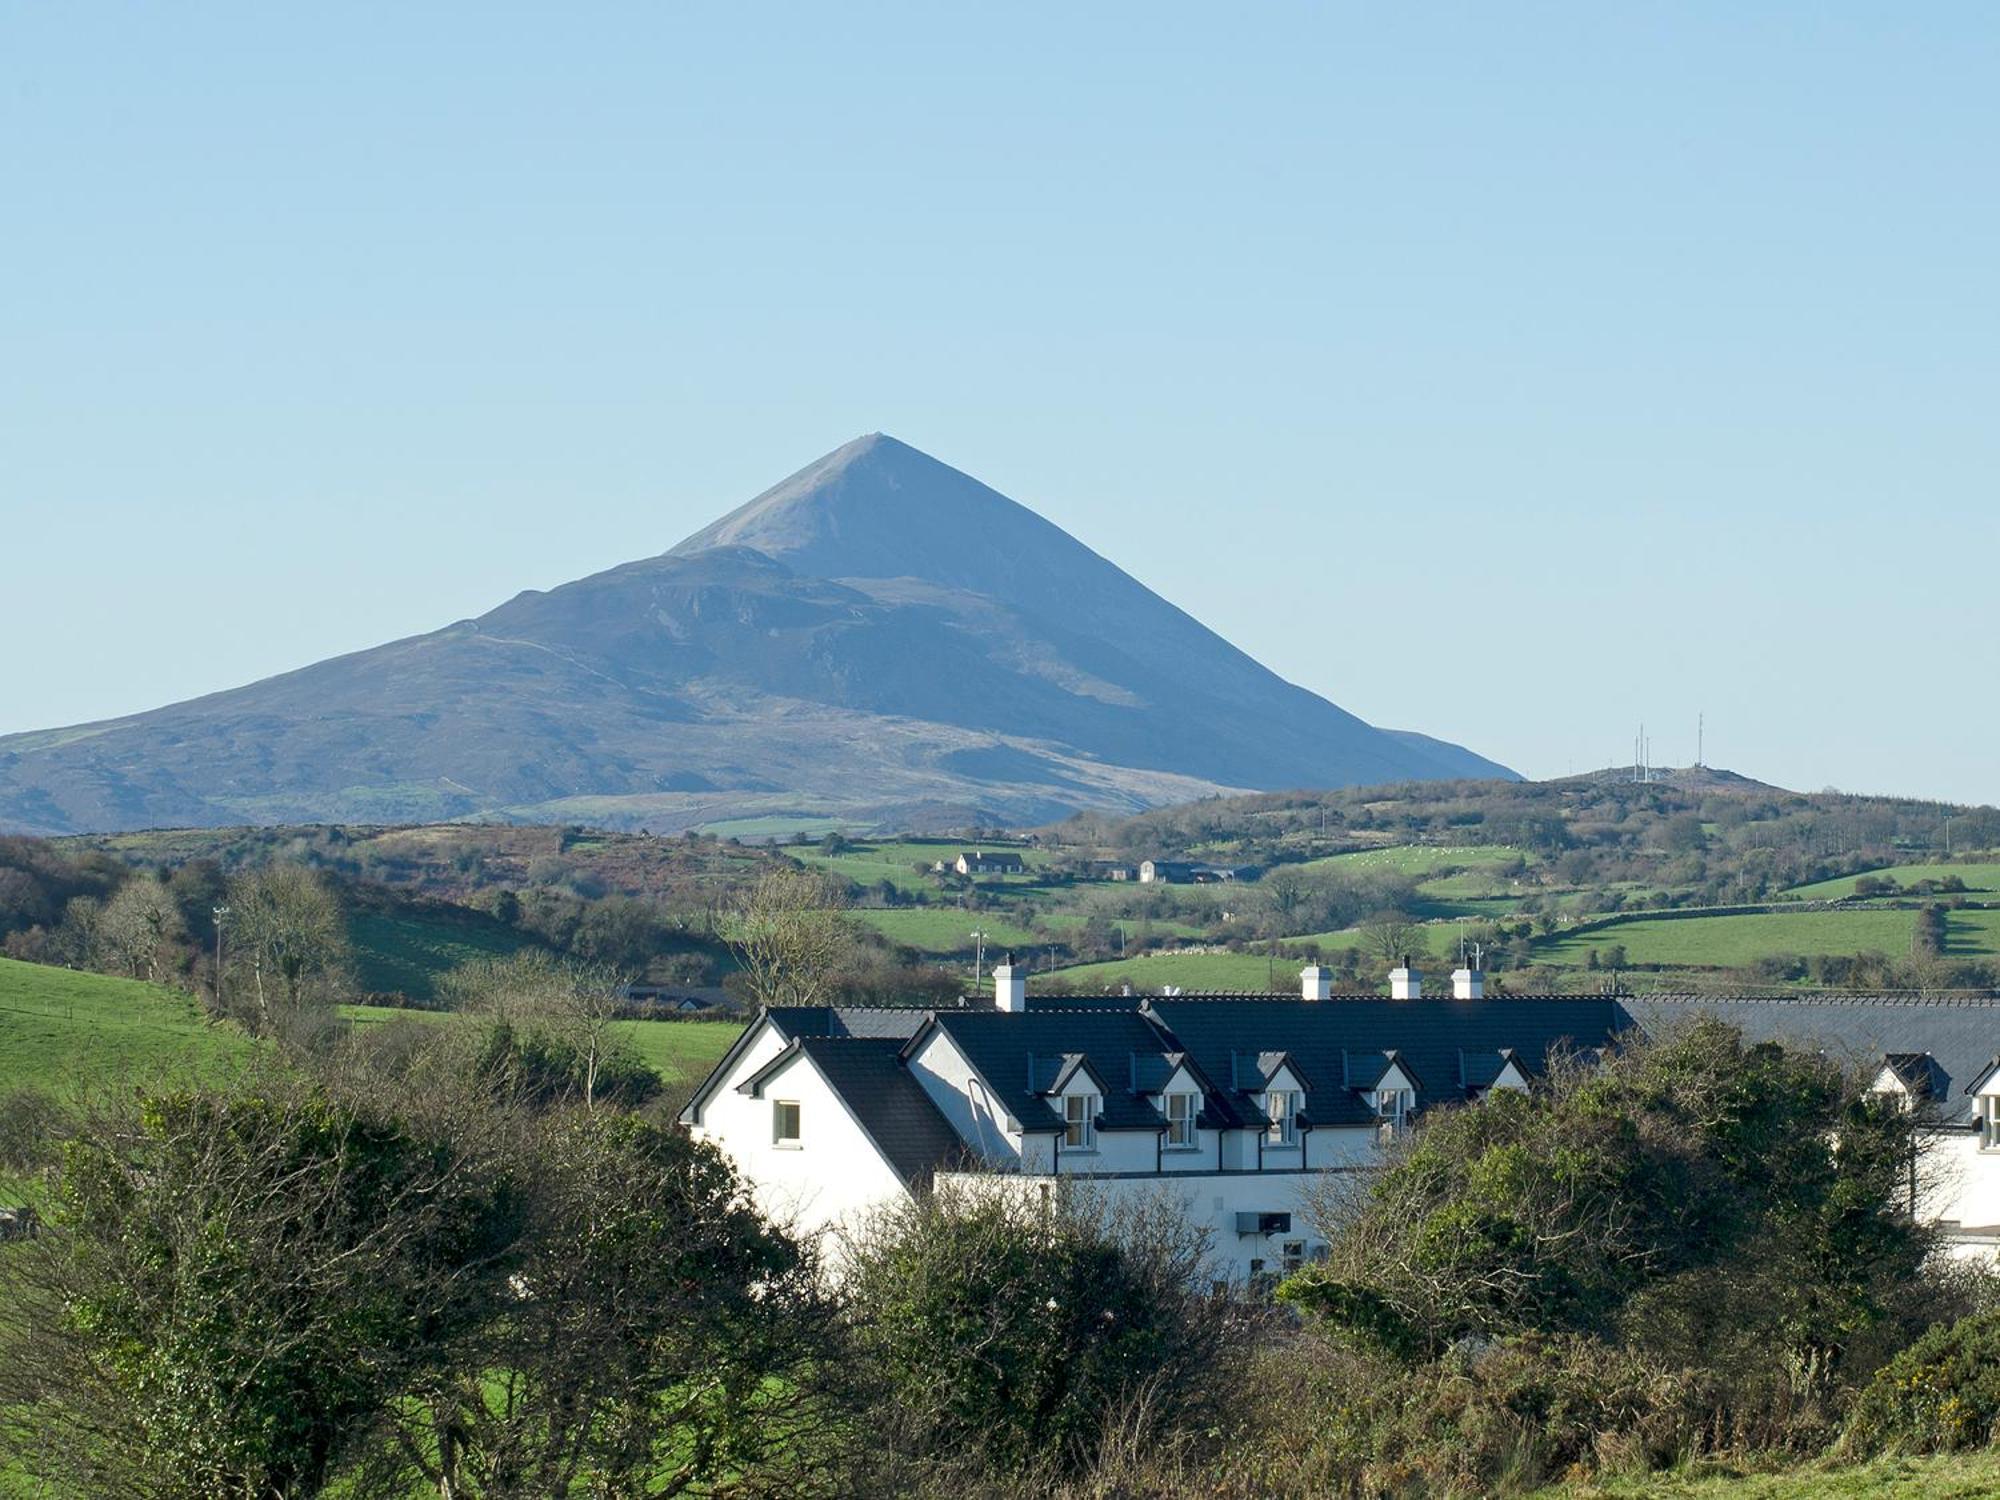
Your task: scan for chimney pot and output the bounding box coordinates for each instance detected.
[1300,965,1332,1001]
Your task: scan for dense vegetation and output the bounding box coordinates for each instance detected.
[8,1009,2000,1497]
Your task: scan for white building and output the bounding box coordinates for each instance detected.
[683,973,2000,1280]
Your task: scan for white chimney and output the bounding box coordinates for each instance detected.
[1451,967,1485,1000]
[1389,963,1421,1001]
[994,963,1026,1013]
[1300,965,1332,1001]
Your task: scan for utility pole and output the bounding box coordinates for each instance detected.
[970,930,987,983]
[211,903,230,1008]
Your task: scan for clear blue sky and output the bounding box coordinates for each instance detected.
[5,5,1996,805]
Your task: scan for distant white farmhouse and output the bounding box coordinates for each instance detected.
[683,971,2000,1281]
[945,849,1027,877]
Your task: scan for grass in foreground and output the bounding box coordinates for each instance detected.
[1536,1448,2000,1497]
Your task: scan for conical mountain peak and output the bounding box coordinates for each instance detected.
[0,434,1513,836]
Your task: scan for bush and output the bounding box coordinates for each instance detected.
[1846,1311,2000,1455]
[844,1184,1227,1480]
[0,1088,65,1173]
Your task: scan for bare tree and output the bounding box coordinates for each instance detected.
[728,867,854,1010]
[1358,909,1424,969]
[441,950,626,1110]
[98,874,186,983]
[228,864,350,1031]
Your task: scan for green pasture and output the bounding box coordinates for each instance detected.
[798,838,1051,896]
[346,907,537,1000]
[0,956,252,1097]
[1536,909,1922,969]
[1784,862,2000,901]
[1042,950,1301,995]
[855,907,1043,955]
[339,1002,741,1101]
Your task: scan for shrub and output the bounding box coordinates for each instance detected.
[843,1184,1227,1480]
[1846,1310,2000,1455]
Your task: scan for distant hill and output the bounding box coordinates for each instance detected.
[0,434,1513,835]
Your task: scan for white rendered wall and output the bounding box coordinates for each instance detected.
[692,1045,911,1250]
[906,1030,1023,1165]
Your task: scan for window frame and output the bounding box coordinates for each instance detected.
[1265,1089,1300,1146]
[1063,1092,1098,1151]
[772,1099,802,1147]
[1981,1094,2000,1152]
[1164,1090,1199,1149]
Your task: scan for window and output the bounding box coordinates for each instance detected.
[1064,1093,1097,1150]
[1165,1091,1198,1148]
[1265,1089,1300,1145]
[1982,1096,2000,1151]
[772,1100,801,1146]
[1281,1238,1307,1273]
[1373,1087,1413,1148]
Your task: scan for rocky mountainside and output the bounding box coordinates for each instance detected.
[0,435,1514,835]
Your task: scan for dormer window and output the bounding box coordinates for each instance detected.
[1165,1090,1199,1148]
[1265,1089,1301,1145]
[1373,1087,1414,1147]
[1064,1093,1098,1151]
[1981,1096,2000,1152]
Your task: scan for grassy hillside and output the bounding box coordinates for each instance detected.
[1536,909,1924,969]
[854,907,1044,956]
[338,1002,740,1107]
[0,955,250,1096]
[1784,861,2000,901]
[346,903,538,1000]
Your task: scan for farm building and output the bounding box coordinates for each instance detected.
[949,849,1026,877]
[1138,859,1245,884]
[684,970,2000,1281]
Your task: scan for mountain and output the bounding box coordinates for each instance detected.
[0,435,1515,835]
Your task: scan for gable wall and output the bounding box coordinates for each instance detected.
[691,1044,911,1248]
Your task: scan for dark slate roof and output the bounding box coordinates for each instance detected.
[789,1036,967,1189]
[1618,996,2000,1125]
[911,1008,1246,1133]
[765,1005,933,1041]
[1145,997,1626,1128]
[1459,1048,1522,1090]
[1884,1052,1948,1102]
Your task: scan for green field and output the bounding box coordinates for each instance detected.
[1301,844,1527,881]
[1042,950,1301,994]
[347,907,538,1000]
[0,955,252,1096]
[1537,909,1922,969]
[340,1003,741,1101]
[798,839,1050,896]
[854,907,1044,956]
[1784,862,2000,901]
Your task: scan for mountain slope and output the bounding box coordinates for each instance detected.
[0,435,1514,834]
